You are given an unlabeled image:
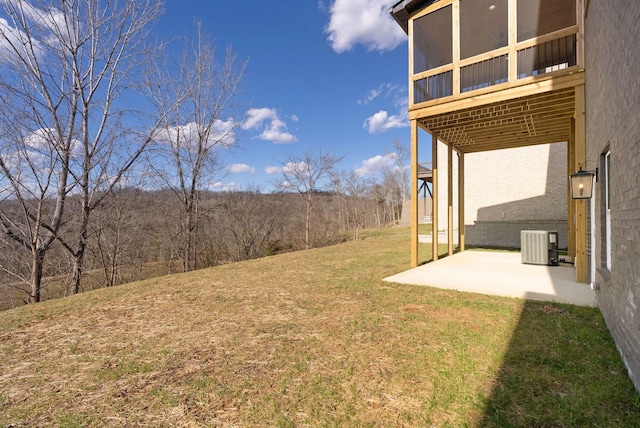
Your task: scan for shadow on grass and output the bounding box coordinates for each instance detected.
[480,301,640,427]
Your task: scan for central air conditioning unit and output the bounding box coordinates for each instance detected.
[521,230,559,266]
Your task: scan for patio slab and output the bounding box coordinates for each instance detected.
[384,250,597,307]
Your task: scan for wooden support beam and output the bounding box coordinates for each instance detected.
[409,71,584,120]
[448,143,454,256]
[568,122,576,260]
[574,84,587,283]
[459,152,465,251]
[408,9,415,111]
[577,0,585,68]
[452,0,460,97]
[508,0,517,83]
[432,132,439,261]
[411,120,419,268]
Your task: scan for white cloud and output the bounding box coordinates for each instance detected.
[23,127,56,150]
[265,161,309,176]
[282,161,308,176]
[358,87,383,105]
[325,0,406,53]
[0,127,82,198]
[260,120,298,144]
[0,1,71,64]
[242,108,298,144]
[157,120,237,151]
[265,166,282,174]
[355,153,396,176]
[242,108,276,130]
[0,17,44,63]
[227,163,256,174]
[359,84,408,133]
[4,0,66,33]
[358,82,402,105]
[209,181,237,191]
[363,110,408,133]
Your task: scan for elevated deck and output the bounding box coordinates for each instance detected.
[391,0,589,283]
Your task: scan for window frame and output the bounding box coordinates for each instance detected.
[604,150,611,270]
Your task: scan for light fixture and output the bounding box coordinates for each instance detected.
[570,166,598,199]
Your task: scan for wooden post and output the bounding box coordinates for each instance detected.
[432,132,439,261]
[577,0,585,68]
[452,0,460,97]
[411,120,419,268]
[574,85,587,283]
[568,122,576,260]
[508,0,517,82]
[448,143,454,256]
[459,152,465,251]
[408,9,414,110]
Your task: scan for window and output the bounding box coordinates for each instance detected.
[516,0,577,79]
[604,151,611,270]
[459,0,509,92]
[460,0,508,60]
[517,0,577,42]
[413,5,452,74]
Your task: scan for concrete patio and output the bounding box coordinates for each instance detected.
[384,250,597,307]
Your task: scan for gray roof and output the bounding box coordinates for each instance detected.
[388,0,440,33]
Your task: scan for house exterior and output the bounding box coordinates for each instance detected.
[390,0,586,272]
[390,0,640,393]
[584,0,640,393]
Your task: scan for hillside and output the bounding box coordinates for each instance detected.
[1,189,400,308]
[0,228,638,427]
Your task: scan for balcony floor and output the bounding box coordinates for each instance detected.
[384,250,596,307]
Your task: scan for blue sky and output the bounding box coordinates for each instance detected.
[158,0,412,191]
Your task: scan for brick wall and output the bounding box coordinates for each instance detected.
[435,142,568,248]
[585,0,640,393]
[466,220,568,249]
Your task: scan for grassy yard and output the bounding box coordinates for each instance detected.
[0,227,638,427]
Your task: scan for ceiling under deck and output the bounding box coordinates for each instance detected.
[418,87,576,154]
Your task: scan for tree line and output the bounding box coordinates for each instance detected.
[0,0,408,308]
[0,172,406,309]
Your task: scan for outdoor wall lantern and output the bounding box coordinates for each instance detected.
[570,166,598,199]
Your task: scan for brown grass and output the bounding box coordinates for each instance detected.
[0,228,638,427]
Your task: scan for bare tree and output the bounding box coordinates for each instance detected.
[391,139,409,204]
[147,24,246,272]
[89,187,147,288]
[332,170,372,240]
[372,140,410,226]
[0,0,163,300]
[0,121,69,302]
[220,187,288,261]
[276,149,344,249]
